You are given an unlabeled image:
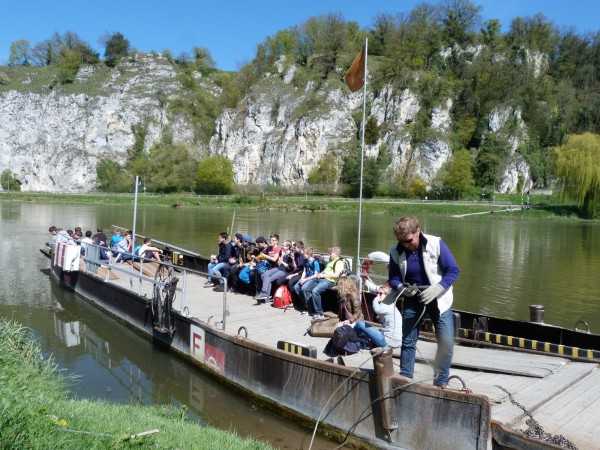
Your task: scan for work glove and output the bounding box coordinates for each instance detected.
[419,284,444,305]
[399,282,420,298]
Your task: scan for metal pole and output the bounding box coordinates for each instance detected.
[132,176,139,254]
[356,38,368,278]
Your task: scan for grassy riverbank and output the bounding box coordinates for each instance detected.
[0,318,270,450]
[0,191,589,220]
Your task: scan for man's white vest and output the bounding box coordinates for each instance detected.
[390,233,454,314]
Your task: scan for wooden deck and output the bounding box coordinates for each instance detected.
[106,263,599,449]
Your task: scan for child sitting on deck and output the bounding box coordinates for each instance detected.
[295,246,321,315]
[138,237,163,261]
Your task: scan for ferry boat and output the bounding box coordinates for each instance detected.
[40,232,599,450]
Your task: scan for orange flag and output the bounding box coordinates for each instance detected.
[345,47,366,93]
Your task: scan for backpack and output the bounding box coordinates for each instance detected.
[133,244,142,257]
[334,258,352,283]
[272,285,292,309]
[326,325,360,355]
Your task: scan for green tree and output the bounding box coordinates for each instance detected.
[196,155,235,194]
[103,32,130,67]
[295,17,321,66]
[8,39,30,66]
[193,46,215,73]
[364,116,381,145]
[28,31,98,66]
[0,170,20,191]
[313,13,348,78]
[506,14,556,54]
[440,0,482,46]
[408,177,427,198]
[147,141,198,192]
[481,19,501,48]
[475,134,509,188]
[340,147,381,198]
[95,160,131,192]
[552,133,600,217]
[307,153,339,185]
[444,149,474,199]
[370,12,396,56]
[28,40,55,66]
[518,134,549,186]
[57,48,82,84]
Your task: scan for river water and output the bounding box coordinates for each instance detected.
[1,201,599,448]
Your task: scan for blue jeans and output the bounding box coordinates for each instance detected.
[209,262,228,284]
[306,279,333,315]
[354,321,388,348]
[295,279,317,311]
[400,297,454,387]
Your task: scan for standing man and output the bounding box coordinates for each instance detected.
[388,217,460,388]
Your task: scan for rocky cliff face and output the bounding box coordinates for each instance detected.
[0,54,193,192]
[210,59,532,193]
[1,53,532,193]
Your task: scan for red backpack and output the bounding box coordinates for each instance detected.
[272,285,292,309]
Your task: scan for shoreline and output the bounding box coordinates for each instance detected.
[0,191,590,221]
[0,318,272,449]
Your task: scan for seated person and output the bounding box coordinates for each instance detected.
[354,287,402,349]
[80,230,93,255]
[137,237,163,261]
[114,230,133,262]
[304,247,344,319]
[49,226,76,245]
[110,229,124,249]
[230,236,259,292]
[336,275,364,325]
[91,236,110,262]
[214,233,243,292]
[295,246,320,314]
[285,241,305,301]
[255,240,294,301]
[253,234,281,294]
[206,232,232,288]
[93,226,108,247]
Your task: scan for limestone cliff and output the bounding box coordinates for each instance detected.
[0,54,193,192]
[209,58,532,193]
[0,53,532,193]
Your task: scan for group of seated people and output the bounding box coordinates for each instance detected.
[204,231,403,351]
[48,225,163,263]
[205,232,353,319]
[49,225,402,351]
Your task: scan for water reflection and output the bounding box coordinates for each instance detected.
[48,282,330,448]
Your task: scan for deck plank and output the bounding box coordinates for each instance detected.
[491,361,598,425]
[510,367,600,450]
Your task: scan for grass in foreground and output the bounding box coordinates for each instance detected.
[0,318,271,449]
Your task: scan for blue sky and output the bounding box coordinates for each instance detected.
[1,1,599,71]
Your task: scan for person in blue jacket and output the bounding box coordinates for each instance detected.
[388,216,460,388]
